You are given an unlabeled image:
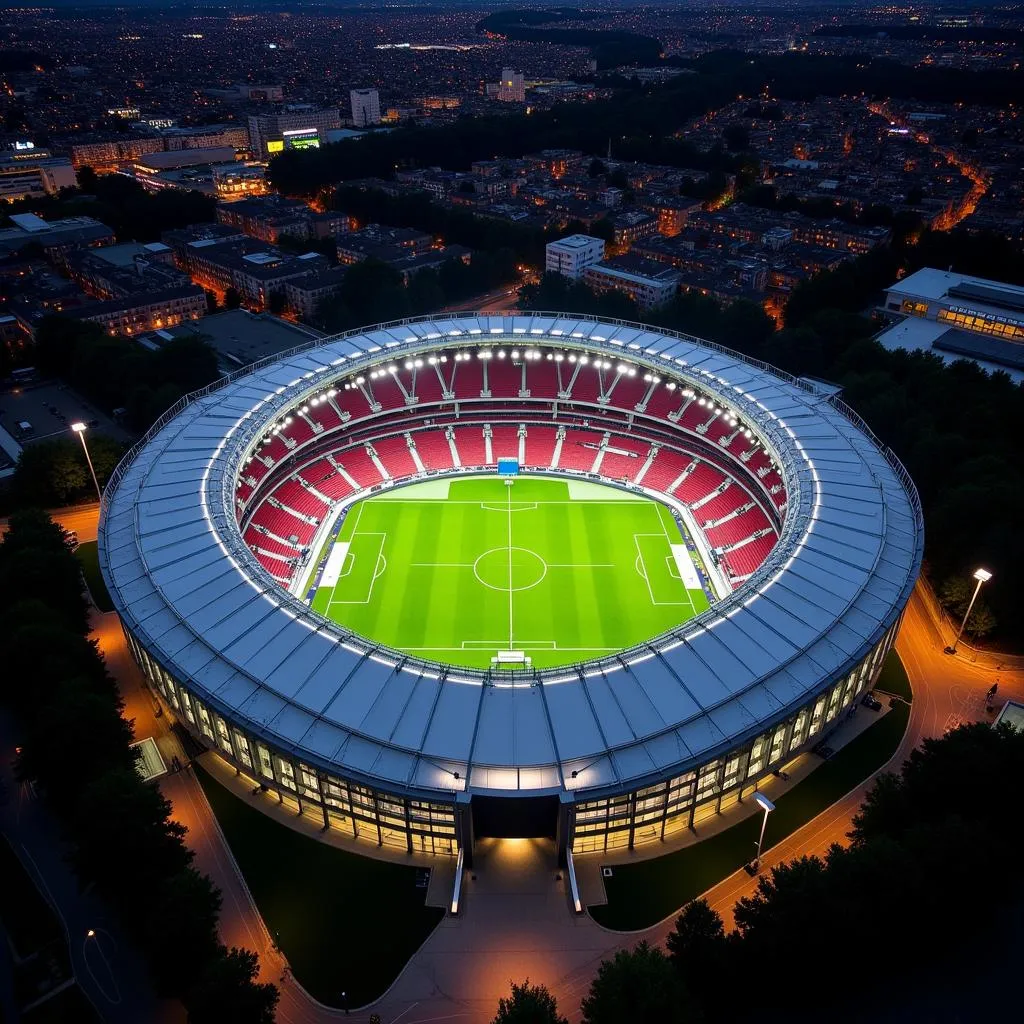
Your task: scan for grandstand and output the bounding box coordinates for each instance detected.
[99,313,923,862]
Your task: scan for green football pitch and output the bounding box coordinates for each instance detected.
[309,476,711,670]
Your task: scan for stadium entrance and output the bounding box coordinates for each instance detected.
[472,794,559,840]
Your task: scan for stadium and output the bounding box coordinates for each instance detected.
[98,313,923,865]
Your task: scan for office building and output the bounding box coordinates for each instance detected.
[879,268,1024,381]
[247,106,342,159]
[584,256,682,309]
[497,69,526,103]
[0,149,77,201]
[350,89,381,128]
[0,213,115,264]
[545,234,605,280]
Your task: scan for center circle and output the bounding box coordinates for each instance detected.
[473,547,548,592]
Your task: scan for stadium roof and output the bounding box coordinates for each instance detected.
[99,313,923,800]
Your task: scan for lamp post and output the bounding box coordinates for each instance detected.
[750,791,776,874]
[71,422,102,502]
[945,568,992,655]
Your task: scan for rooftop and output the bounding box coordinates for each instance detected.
[99,313,922,801]
[889,268,1024,314]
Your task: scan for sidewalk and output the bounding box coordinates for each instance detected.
[915,575,1024,671]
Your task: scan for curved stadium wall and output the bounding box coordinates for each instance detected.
[99,313,923,860]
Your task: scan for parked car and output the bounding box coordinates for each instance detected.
[861,692,883,712]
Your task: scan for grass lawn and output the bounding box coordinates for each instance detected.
[589,671,912,931]
[75,541,114,612]
[310,476,709,670]
[875,649,913,701]
[195,764,445,1007]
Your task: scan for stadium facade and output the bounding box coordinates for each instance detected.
[99,313,923,863]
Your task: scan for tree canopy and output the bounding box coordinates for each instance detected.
[0,511,278,1021]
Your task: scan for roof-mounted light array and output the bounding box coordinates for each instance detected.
[245,339,774,480]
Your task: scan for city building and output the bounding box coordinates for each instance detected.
[247,106,341,159]
[98,313,921,861]
[283,267,348,321]
[350,88,382,127]
[137,308,321,370]
[70,125,250,172]
[878,268,1024,381]
[78,284,206,336]
[0,147,77,202]
[164,229,330,313]
[130,147,237,172]
[211,163,271,201]
[497,68,526,103]
[205,83,285,103]
[545,234,605,280]
[336,224,433,265]
[584,256,682,309]
[70,136,164,172]
[216,196,347,244]
[0,213,115,264]
[608,210,658,251]
[63,243,205,335]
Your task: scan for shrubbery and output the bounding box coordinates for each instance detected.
[0,510,278,1022]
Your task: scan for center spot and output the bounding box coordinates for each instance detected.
[473,547,547,592]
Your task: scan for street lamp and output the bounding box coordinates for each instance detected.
[945,567,993,655]
[71,422,102,503]
[749,791,776,874]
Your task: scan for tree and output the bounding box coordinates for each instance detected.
[0,550,91,635]
[224,287,242,310]
[665,898,729,1004]
[144,867,223,991]
[12,439,88,504]
[723,123,750,151]
[581,942,696,1024]
[187,946,279,1024]
[938,575,997,638]
[154,334,220,393]
[76,165,98,192]
[16,677,136,813]
[492,980,568,1024]
[71,768,193,903]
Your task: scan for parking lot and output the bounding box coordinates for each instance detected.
[0,381,133,447]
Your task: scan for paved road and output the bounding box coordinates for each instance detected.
[0,502,100,543]
[92,577,1023,1024]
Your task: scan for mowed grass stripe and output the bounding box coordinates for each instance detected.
[313,476,708,669]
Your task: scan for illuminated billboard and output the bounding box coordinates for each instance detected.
[283,128,320,151]
[266,139,285,154]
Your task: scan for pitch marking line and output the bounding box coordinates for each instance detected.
[480,501,538,513]
[363,499,641,506]
[633,533,693,607]
[506,488,514,649]
[327,532,387,605]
